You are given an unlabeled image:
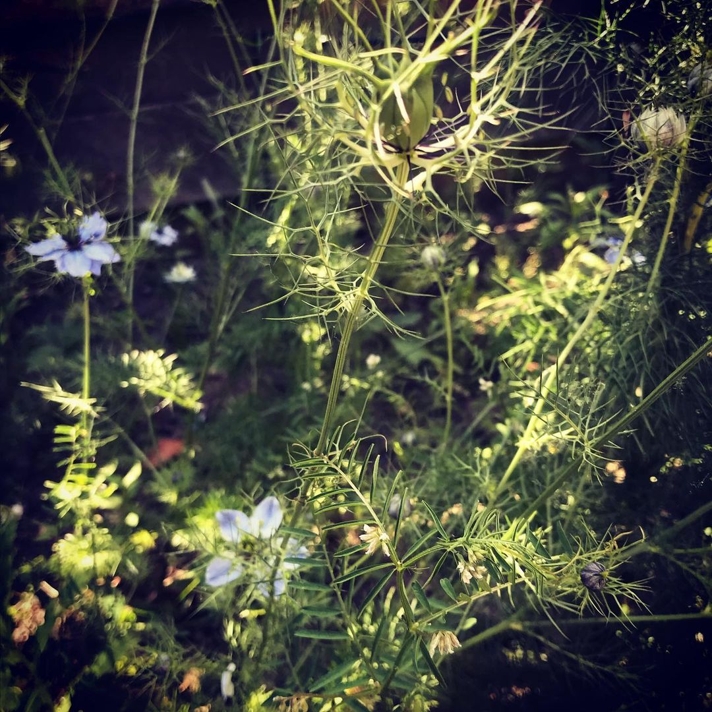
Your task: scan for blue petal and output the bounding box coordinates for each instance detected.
[58,250,95,277]
[250,497,282,538]
[206,556,243,586]
[216,509,250,544]
[78,212,107,243]
[283,538,309,571]
[603,247,619,265]
[256,571,285,598]
[82,241,120,265]
[25,235,67,260]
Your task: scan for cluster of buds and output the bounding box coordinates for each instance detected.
[8,591,46,644]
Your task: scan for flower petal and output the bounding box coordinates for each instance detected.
[25,235,67,260]
[283,538,309,570]
[205,556,243,587]
[78,212,107,242]
[82,241,121,264]
[58,250,95,277]
[216,509,250,544]
[250,496,282,538]
[256,571,285,598]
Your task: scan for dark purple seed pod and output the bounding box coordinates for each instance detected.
[580,562,607,591]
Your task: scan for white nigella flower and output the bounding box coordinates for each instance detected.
[630,106,687,149]
[205,497,308,597]
[428,630,461,656]
[164,262,196,284]
[359,523,391,557]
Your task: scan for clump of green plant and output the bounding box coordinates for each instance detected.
[3,0,712,709]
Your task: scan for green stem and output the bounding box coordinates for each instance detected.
[315,160,410,455]
[436,275,454,448]
[126,0,161,345]
[645,114,698,299]
[81,278,93,459]
[495,156,663,497]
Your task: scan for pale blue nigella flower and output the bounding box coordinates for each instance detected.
[149,225,178,247]
[205,496,308,596]
[591,236,645,268]
[25,212,120,277]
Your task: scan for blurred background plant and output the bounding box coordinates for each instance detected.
[1,0,711,710]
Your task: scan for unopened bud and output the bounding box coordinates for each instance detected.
[631,106,687,148]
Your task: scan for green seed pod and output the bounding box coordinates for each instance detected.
[377,60,435,152]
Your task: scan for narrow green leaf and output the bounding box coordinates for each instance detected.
[411,581,432,612]
[526,528,550,558]
[422,501,448,540]
[289,580,332,593]
[555,521,574,557]
[333,562,392,585]
[294,629,350,641]
[439,578,458,602]
[334,544,368,558]
[280,526,317,539]
[308,659,358,692]
[417,638,446,687]
[358,570,394,616]
[302,606,341,618]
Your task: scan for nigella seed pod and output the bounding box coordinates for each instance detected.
[580,562,607,592]
[377,59,435,152]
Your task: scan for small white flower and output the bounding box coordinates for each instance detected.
[428,630,461,656]
[366,354,381,370]
[631,106,687,148]
[478,377,494,396]
[150,224,179,247]
[457,559,488,585]
[164,262,196,284]
[359,524,390,557]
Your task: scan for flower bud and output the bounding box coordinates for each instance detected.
[580,561,606,592]
[421,244,446,271]
[688,62,712,96]
[630,107,687,148]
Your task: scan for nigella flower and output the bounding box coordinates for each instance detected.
[25,212,120,277]
[205,497,308,597]
[149,225,178,247]
[580,562,607,592]
[591,237,645,267]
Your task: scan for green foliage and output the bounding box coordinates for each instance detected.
[2,0,712,709]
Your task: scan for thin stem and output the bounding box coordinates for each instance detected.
[436,275,454,448]
[495,156,663,497]
[126,0,161,345]
[645,115,698,299]
[81,278,93,459]
[315,160,410,456]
